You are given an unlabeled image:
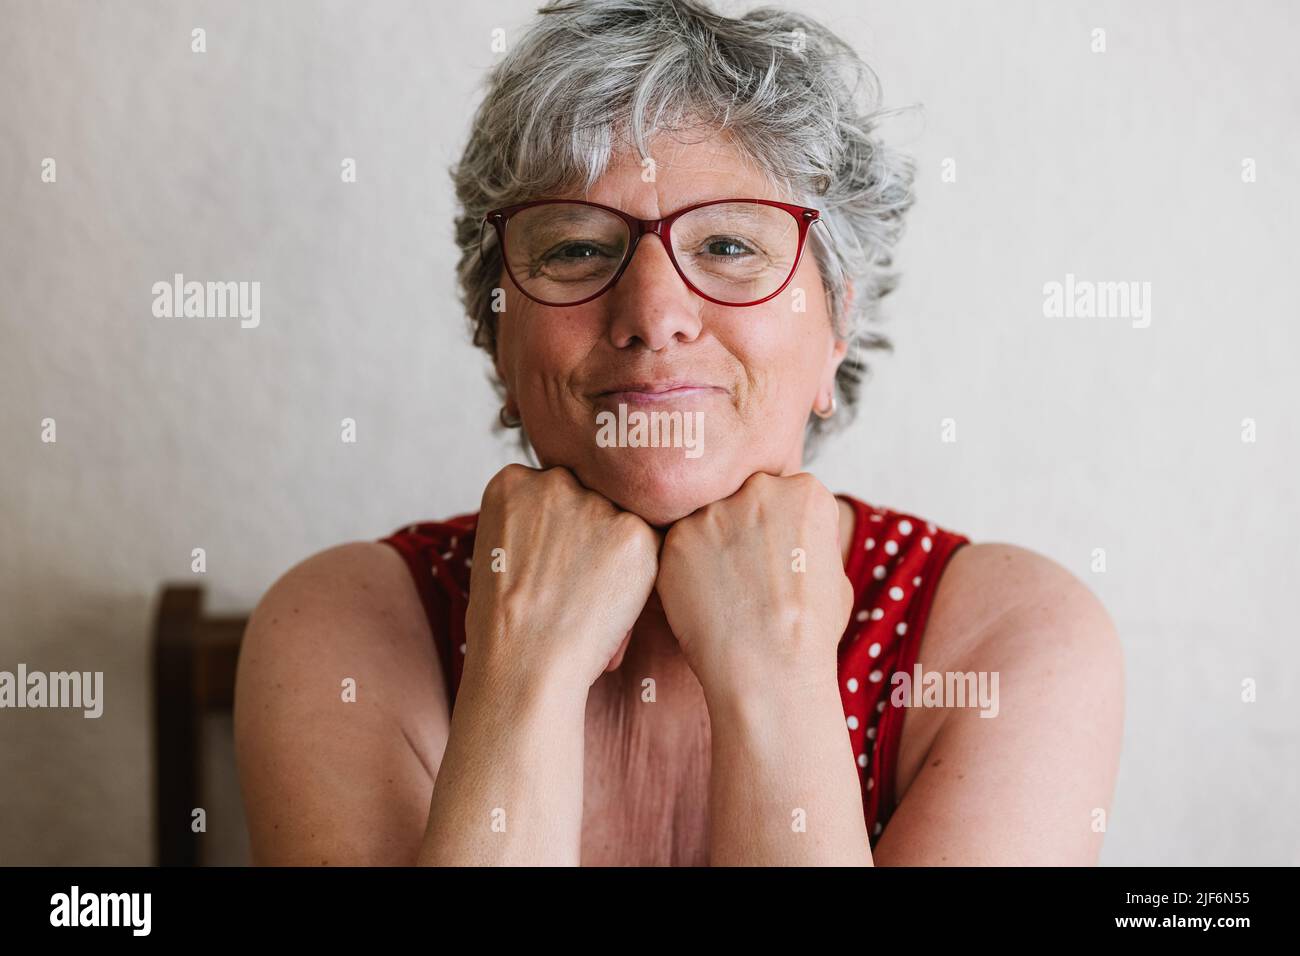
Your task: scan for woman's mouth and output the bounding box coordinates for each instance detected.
[595,382,728,406]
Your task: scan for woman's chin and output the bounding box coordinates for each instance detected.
[604,483,717,529]
[578,454,736,527]
[617,496,701,529]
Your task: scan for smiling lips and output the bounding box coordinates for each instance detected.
[596,382,727,406]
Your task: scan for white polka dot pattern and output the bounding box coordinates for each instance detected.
[830,497,970,848]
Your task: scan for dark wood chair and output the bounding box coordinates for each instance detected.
[152,585,248,866]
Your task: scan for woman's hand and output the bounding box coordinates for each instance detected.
[656,471,870,865]
[465,463,661,696]
[655,471,854,702]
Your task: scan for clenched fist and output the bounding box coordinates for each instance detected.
[654,472,854,701]
[466,464,661,695]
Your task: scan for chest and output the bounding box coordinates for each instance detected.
[578,671,713,867]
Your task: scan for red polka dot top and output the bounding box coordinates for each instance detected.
[379,493,970,850]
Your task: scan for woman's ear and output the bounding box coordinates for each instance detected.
[812,279,853,412]
[819,336,849,405]
[820,278,853,391]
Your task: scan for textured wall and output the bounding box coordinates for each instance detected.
[1,0,1296,865]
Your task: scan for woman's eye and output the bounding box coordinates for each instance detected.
[704,238,751,257]
[549,242,604,260]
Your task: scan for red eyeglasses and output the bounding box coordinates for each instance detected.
[480,197,820,308]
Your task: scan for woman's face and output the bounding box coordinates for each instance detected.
[494,132,847,526]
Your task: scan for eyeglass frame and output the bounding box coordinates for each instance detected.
[480,197,821,309]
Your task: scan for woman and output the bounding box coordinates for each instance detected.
[234,0,1124,866]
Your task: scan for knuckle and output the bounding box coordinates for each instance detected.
[661,518,690,555]
[484,463,532,505]
[540,465,580,496]
[546,464,576,483]
[612,516,656,571]
[790,471,825,497]
[615,511,652,546]
[789,473,836,518]
[482,471,508,504]
[497,462,530,488]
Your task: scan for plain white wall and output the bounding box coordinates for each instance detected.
[1,0,1297,865]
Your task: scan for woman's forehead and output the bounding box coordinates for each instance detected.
[556,136,786,209]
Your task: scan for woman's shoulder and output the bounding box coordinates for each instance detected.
[255,508,483,651]
[247,539,425,623]
[239,539,438,664]
[919,532,1122,694]
[236,538,451,733]
[937,540,1119,656]
[246,508,481,639]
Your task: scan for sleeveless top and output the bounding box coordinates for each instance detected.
[379,494,970,851]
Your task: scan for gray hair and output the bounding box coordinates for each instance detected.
[450,0,916,459]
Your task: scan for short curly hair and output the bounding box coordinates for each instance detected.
[450,0,916,459]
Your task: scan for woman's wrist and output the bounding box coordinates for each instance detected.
[421,644,588,867]
[701,655,842,729]
[459,640,590,719]
[702,656,872,867]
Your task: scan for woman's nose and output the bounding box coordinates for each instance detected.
[605,235,703,351]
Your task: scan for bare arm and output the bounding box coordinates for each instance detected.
[416,648,588,865]
[872,544,1125,865]
[705,670,872,866]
